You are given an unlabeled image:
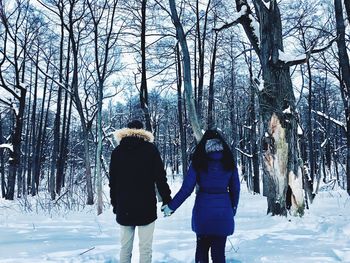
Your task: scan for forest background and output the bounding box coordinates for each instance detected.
[0,0,349,217]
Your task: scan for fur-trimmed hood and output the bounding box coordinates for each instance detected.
[113,128,154,144]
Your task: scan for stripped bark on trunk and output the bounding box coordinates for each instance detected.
[235,0,305,215]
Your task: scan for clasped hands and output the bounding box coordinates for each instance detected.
[161,204,173,217]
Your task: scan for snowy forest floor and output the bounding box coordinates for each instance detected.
[0,178,350,263]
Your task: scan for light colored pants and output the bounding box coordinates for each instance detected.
[119,221,155,263]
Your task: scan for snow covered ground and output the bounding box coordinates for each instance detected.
[0,179,349,263]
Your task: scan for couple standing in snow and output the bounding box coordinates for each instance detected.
[109,120,240,263]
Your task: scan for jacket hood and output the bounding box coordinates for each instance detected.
[113,128,154,144]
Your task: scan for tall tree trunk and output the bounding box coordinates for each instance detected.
[140,0,152,131]
[23,73,32,195]
[17,24,29,199]
[196,0,211,123]
[32,55,50,197]
[334,0,350,195]
[207,31,218,129]
[6,39,26,200]
[194,36,197,107]
[229,39,238,163]
[56,91,67,194]
[7,87,26,200]
[43,81,53,191]
[169,0,202,142]
[344,0,350,24]
[176,44,188,177]
[323,76,332,183]
[67,2,94,205]
[305,59,315,201]
[50,21,65,200]
[71,45,94,205]
[247,50,260,194]
[96,81,103,215]
[66,36,94,205]
[346,107,350,195]
[87,0,119,213]
[62,96,73,189]
[58,30,73,192]
[30,49,39,195]
[56,47,71,195]
[0,114,5,198]
[236,0,304,215]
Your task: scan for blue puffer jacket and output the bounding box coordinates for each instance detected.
[168,152,240,236]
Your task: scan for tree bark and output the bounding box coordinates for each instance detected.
[0,3,28,200]
[196,0,211,123]
[30,49,40,195]
[236,0,304,215]
[207,31,218,129]
[32,52,50,197]
[305,58,315,202]
[96,81,103,214]
[334,0,350,195]
[0,114,5,198]
[176,44,188,177]
[87,0,119,212]
[56,86,69,194]
[50,19,65,200]
[140,0,152,131]
[247,50,260,194]
[23,76,32,196]
[7,87,26,200]
[344,0,350,24]
[169,0,202,142]
[68,3,94,205]
[56,32,72,195]
[229,39,238,163]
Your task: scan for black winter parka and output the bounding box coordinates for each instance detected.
[109,128,172,226]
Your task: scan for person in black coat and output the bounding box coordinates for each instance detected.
[109,120,171,263]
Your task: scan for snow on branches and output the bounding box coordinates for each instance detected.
[312,110,347,132]
[276,37,338,67]
[214,5,248,32]
[0,143,13,152]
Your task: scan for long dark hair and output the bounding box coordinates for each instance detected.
[192,129,235,172]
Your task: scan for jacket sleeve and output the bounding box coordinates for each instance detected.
[229,167,240,216]
[153,146,172,205]
[168,164,197,211]
[109,150,117,213]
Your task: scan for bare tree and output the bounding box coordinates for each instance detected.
[140,0,152,131]
[0,0,33,200]
[175,43,188,177]
[169,0,202,142]
[86,0,121,214]
[216,0,305,215]
[195,0,211,124]
[334,0,350,195]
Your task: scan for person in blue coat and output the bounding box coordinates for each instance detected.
[162,129,240,263]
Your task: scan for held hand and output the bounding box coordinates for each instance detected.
[162,205,173,217]
[161,204,167,212]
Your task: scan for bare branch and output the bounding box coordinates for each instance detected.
[312,110,346,132]
[214,2,260,56]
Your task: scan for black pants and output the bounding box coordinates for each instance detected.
[195,235,227,263]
